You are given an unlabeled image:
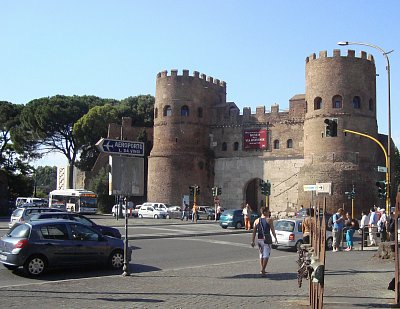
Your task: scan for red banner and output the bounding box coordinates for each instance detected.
[243,129,268,150]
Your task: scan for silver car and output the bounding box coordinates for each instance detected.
[0,219,131,277]
[273,218,333,251]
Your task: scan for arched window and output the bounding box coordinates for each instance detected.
[197,107,203,118]
[181,105,189,116]
[273,140,280,149]
[287,139,293,148]
[222,142,227,151]
[369,99,374,111]
[233,142,239,151]
[332,95,342,109]
[163,105,172,116]
[314,97,322,110]
[352,96,361,109]
[154,108,158,118]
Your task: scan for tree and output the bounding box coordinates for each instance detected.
[34,166,57,196]
[89,167,114,214]
[73,104,119,171]
[19,95,90,188]
[118,95,154,127]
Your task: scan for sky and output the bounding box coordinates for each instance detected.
[1,0,399,167]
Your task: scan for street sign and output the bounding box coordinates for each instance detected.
[377,166,387,173]
[303,185,318,192]
[316,182,332,195]
[96,138,145,157]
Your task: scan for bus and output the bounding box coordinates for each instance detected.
[49,189,97,214]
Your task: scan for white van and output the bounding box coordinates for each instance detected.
[15,197,47,207]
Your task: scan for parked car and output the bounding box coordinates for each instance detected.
[111,204,136,217]
[0,219,130,277]
[138,202,171,212]
[219,209,259,229]
[138,205,168,219]
[273,218,333,251]
[28,212,121,239]
[166,206,182,219]
[197,206,215,220]
[9,207,63,229]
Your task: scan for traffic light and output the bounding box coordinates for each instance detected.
[345,190,355,199]
[196,186,200,195]
[260,181,271,196]
[376,181,387,199]
[212,187,216,197]
[324,118,338,137]
[189,186,194,196]
[217,187,222,196]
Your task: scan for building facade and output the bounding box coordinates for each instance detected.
[146,49,387,215]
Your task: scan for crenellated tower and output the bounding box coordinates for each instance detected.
[147,69,226,205]
[298,49,380,214]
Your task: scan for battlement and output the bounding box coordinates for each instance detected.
[305,49,374,63]
[156,69,226,89]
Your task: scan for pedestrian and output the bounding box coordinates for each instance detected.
[216,204,222,220]
[332,208,345,252]
[181,201,189,221]
[302,208,314,244]
[192,203,198,223]
[251,207,277,277]
[387,211,396,241]
[369,207,379,246]
[243,203,251,231]
[378,209,387,242]
[359,210,369,246]
[345,214,358,251]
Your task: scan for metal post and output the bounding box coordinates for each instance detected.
[122,197,130,276]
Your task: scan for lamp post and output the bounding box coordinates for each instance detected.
[338,40,396,302]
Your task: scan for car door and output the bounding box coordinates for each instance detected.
[68,223,107,264]
[36,223,75,266]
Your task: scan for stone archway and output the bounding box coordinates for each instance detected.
[244,178,263,213]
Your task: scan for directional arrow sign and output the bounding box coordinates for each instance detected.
[96,138,145,157]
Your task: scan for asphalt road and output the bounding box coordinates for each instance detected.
[0,215,397,308]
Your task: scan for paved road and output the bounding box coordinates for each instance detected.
[0,215,397,308]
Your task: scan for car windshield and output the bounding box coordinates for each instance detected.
[7,224,31,238]
[73,215,93,226]
[275,221,295,232]
[12,208,24,217]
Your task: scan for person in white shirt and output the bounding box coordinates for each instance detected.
[378,209,387,242]
[369,207,379,246]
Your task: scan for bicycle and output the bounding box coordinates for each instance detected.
[297,243,313,288]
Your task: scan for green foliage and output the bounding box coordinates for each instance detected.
[6,171,34,201]
[393,145,400,195]
[88,168,114,214]
[34,166,57,195]
[118,95,154,126]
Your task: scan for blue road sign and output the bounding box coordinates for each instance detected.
[96,138,145,157]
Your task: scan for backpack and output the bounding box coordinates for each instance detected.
[327,215,334,229]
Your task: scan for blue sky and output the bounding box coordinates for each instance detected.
[1,0,399,167]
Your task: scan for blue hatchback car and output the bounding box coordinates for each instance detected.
[219,209,259,229]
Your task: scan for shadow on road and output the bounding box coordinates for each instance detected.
[223,272,297,280]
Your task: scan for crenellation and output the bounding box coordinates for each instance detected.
[183,69,189,77]
[193,71,199,78]
[214,78,220,85]
[361,51,367,59]
[201,73,206,80]
[161,70,168,77]
[333,49,341,57]
[319,50,327,58]
[171,69,178,77]
[347,50,355,57]
[243,107,251,115]
[368,54,374,62]
[207,76,214,83]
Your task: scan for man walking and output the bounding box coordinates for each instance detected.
[332,208,344,252]
[243,203,251,231]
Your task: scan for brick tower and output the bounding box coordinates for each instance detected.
[147,70,226,205]
[298,49,380,215]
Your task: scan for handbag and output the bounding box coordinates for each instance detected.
[260,219,273,244]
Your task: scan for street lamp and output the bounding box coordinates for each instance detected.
[337,41,392,210]
[338,40,396,302]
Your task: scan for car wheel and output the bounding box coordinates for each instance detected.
[221,226,228,229]
[3,264,18,271]
[166,214,170,219]
[235,221,243,229]
[23,255,47,277]
[326,237,333,251]
[207,215,212,220]
[109,250,124,269]
[295,240,303,252]
[271,244,278,249]
[139,214,143,218]
[154,214,159,219]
